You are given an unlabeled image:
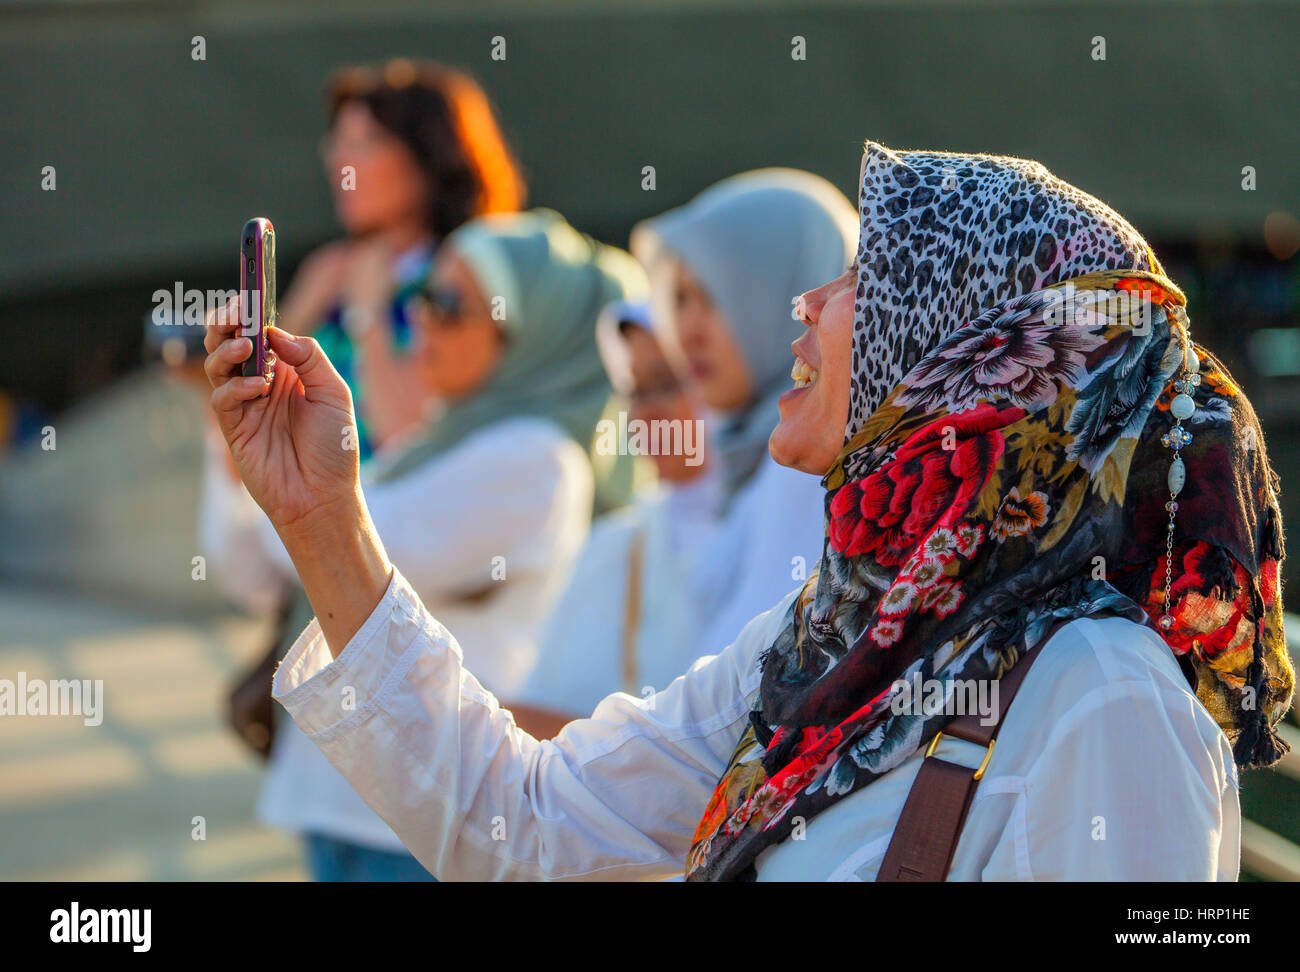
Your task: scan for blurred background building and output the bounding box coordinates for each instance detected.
[0,0,1296,880]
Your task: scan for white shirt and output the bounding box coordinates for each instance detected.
[688,454,827,662]
[272,567,1240,881]
[514,450,824,719]
[201,415,594,850]
[514,482,708,714]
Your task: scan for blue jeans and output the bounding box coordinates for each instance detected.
[303,833,438,882]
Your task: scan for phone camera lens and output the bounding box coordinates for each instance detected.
[245,236,254,247]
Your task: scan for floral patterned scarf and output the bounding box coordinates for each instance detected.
[684,144,1292,882]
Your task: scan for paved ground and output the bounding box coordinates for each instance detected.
[0,368,307,880]
[0,582,305,881]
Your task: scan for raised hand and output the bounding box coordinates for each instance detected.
[204,293,393,654]
[203,294,359,532]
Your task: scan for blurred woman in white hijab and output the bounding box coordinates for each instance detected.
[635,169,858,666]
[509,170,859,735]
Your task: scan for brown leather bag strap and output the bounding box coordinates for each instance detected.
[619,529,645,696]
[876,634,1055,882]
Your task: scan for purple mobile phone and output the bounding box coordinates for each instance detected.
[240,217,277,381]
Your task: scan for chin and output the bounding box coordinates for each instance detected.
[653,460,691,483]
[769,421,835,477]
[338,209,381,237]
[768,424,805,472]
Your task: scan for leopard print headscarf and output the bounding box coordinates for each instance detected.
[685,142,1290,882]
[846,142,1157,468]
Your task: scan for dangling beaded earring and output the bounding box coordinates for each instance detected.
[1157,330,1201,631]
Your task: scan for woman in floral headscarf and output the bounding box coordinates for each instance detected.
[204,141,1291,881]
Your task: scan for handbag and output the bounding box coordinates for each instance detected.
[225,597,297,761]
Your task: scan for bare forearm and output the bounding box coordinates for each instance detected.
[505,701,579,741]
[276,492,393,657]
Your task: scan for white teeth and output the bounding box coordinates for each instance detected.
[790,358,819,388]
[791,295,808,322]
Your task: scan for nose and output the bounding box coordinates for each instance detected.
[793,290,826,327]
[675,305,706,348]
[410,307,437,352]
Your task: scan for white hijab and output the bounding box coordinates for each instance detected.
[631,168,858,506]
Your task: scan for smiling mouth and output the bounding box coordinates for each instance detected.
[790,357,820,389]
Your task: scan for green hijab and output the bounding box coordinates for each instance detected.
[275,209,647,662]
[375,208,649,483]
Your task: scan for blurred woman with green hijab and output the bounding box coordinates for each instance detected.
[199,208,646,879]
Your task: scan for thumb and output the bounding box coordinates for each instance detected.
[266,327,343,397]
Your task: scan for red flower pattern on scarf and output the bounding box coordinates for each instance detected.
[828,403,1026,565]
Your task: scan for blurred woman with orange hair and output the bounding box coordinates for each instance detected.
[282,57,525,455]
[201,58,526,881]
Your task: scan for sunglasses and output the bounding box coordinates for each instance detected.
[626,377,684,406]
[410,285,466,325]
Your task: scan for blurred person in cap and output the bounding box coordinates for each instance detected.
[200,209,646,880]
[507,298,721,739]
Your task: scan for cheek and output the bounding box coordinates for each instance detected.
[823,301,856,375]
[384,153,427,207]
[816,304,856,433]
[440,326,500,398]
[415,332,455,389]
[364,161,403,208]
[825,343,853,416]
[414,344,442,390]
[672,307,703,349]
[347,155,420,217]
[333,166,386,228]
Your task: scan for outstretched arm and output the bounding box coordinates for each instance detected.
[273,568,787,881]
[202,296,785,880]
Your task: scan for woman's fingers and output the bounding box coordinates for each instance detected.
[210,375,270,435]
[266,327,347,401]
[265,326,316,368]
[204,294,244,354]
[204,335,253,389]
